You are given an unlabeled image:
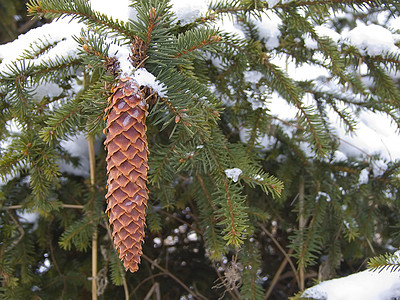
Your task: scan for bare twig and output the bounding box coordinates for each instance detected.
[1,204,84,210]
[143,282,161,300]
[264,248,294,299]
[259,224,300,289]
[88,134,98,300]
[142,254,208,300]
[7,212,24,251]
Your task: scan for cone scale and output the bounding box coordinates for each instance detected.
[104,77,149,272]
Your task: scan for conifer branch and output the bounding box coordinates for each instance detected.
[368,252,400,272]
[276,0,395,9]
[262,56,329,156]
[246,109,262,157]
[27,0,136,40]
[39,101,83,143]
[174,32,220,58]
[208,145,249,245]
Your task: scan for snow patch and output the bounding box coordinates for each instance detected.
[359,168,369,185]
[133,68,167,97]
[315,25,341,43]
[253,12,282,49]
[215,15,246,40]
[243,70,263,84]
[342,24,399,56]
[59,134,91,177]
[170,0,208,25]
[89,0,136,23]
[316,191,331,202]
[302,267,400,300]
[224,168,242,182]
[0,17,83,74]
[372,160,387,177]
[108,43,134,76]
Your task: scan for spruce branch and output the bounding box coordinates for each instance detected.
[174,29,221,58]
[276,0,396,9]
[368,252,400,272]
[27,0,136,40]
[194,174,226,259]
[39,99,83,143]
[262,56,330,156]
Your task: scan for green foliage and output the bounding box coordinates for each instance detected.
[1,0,400,299]
[368,252,400,272]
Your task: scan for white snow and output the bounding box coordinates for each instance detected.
[224,168,242,182]
[304,26,342,50]
[252,12,282,50]
[34,82,63,99]
[243,70,263,84]
[59,134,91,177]
[108,43,135,76]
[316,191,331,202]
[170,0,208,25]
[359,168,369,185]
[0,0,166,99]
[133,68,167,97]
[302,268,400,300]
[333,110,400,161]
[372,160,388,177]
[342,24,399,56]
[17,210,39,229]
[315,26,341,44]
[215,15,246,40]
[89,0,136,23]
[304,33,318,50]
[266,0,280,7]
[1,4,400,299]
[0,17,83,74]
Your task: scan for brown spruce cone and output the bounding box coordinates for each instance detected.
[104,77,149,272]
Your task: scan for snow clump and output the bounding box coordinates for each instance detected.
[133,68,167,97]
[302,265,400,300]
[252,12,282,49]
[170,0,208,25]
[342,24,399,56]
[225,168,243,182]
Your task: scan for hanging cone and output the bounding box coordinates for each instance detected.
[104,77,149,272]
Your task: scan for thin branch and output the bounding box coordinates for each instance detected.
[0,204,84,210]
[7,212,25,251]
[259,224,300,289]
[141,253,208,300]
[264,248,294,299]
[130,273,165,297]
[143,282,161,300]
[298,177,306,291]
[88,134,98,300]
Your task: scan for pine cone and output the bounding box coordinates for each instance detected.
[104,77,149,272]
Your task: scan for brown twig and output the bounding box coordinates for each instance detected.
[0,204,84,210]
[259,224,300,289]
[141,254,208,300]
